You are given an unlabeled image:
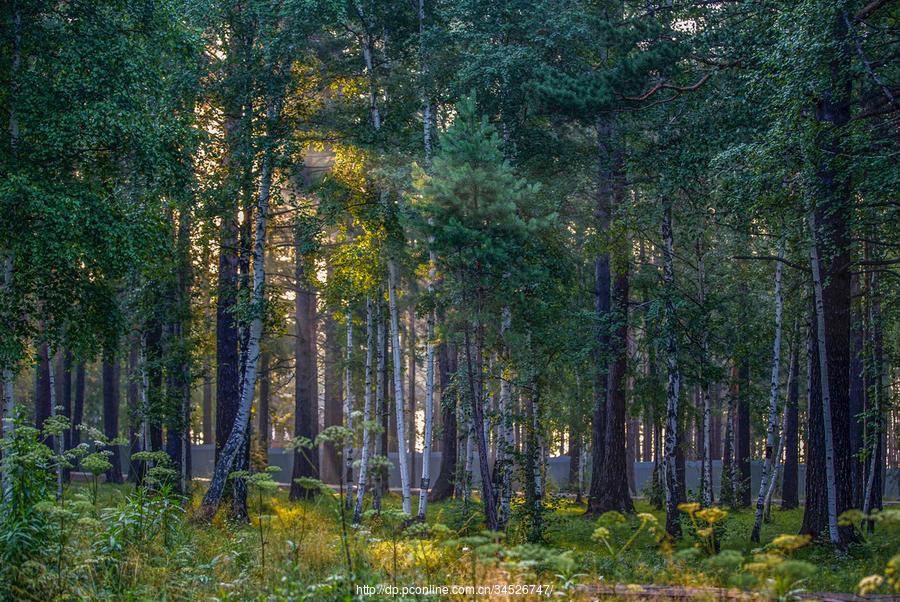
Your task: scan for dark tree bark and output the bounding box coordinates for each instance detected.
[736,357,751,507]
[587,116,614,514]
[801,310,828,536]
[35,342,51,436]
[429,338,458,502]
[102,354,124,484]
[60,350,72,453]
[592,261,633,514]
[322,305,343,484]
[202,358,213,445]
[849,273,865,508]
[127,335,142,483]
[258,350,270,459]
[781,335,801,509]
[71,362,85,448]
[568,430,582,500]
[215,209,240,490]
[289,252,319,501]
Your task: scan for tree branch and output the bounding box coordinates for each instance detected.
[622,74,711,102]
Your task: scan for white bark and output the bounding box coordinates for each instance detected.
[808,213,840,545]
[661,204,681,536]
[417,254,437,519]
[374,292,385,509]
[354,297,374,524]
[388,261,411,514]
[344,306,354,508]
[752,242,784,542]
[764,405,787,521]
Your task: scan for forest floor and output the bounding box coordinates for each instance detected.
[25,482,900,601]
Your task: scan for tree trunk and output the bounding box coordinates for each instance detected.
[464,322,497,530]
[587,115,614,514]
[408,302,417,493]
[568,431,582,503]
[354,298,374,524]
[801,309,828,536]
[429,335,457,502]
[417,269,437,520]
[697,241,713,507]
[198,99,275,518]
[258,350,270,459]
[72,362,85,447]
[752,244,784,543]
[127,335,142,483]
[322,302,343,484]
[781,333,801,510]
[720,368,736,507]
[36,342,52,435]
[593,254,633,514]
[215,212,240,469]
[862,263,884,527]
[373,293,386,507]
[496,306,514,527]
[344,307,355,506]
[808,214,841,545]
[103,354,124,485]
[736,357,751,508]
[202,357,213,445]
[388,261,412,514]
[849,273,865,508]
[289,235,319,501]
[661,203,681,538]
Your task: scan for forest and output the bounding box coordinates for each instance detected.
[1,0,899,600]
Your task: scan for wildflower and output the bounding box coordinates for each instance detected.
[695,507,727,525]
[770,534,811,552]
[637,513,658,525]
[592,527,611,541]
[678,502,700,515]
[858,575,884,595]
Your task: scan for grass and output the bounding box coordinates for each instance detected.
[7,481,899,601]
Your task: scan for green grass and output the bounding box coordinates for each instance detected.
[6,482,898,600]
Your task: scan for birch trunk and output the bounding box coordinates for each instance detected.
[198,100,276,520]
[344,306,354,509]
[808,213,840,545]
[781,332,801,509]
[764,406,786,522]
[354,298,375,523]
[388,261,412,514]
[373,293,386,510]
[661,203,681,538]
[752,242,784,542]
[407,303,416,488]
[417,264,437,520]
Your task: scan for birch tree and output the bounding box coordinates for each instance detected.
[661,202,681,538]
[752,242,784,543]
